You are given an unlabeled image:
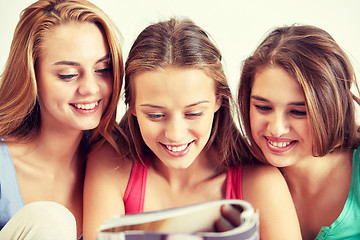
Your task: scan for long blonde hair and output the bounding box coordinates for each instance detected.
[0,0,123,153]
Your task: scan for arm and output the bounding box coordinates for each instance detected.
[83,143,132,240]
[242,164,302,240]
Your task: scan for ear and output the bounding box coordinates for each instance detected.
[214,96,222,113]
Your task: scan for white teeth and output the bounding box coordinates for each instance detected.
[268,140,291,148]
[166,144,188,152]
[74,102,98,110]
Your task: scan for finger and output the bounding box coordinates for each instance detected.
[214,214,235,232]
[220,204,243,227]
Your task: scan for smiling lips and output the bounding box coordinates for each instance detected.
[71,100,99,111]
[265,137,296,153]
[166,143,188,152]
[162,142,193,157]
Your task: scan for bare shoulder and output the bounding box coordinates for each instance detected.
[88,142,132,173]
[241,164,302,239]
[84,142,134,239]
[86,142,133,193]
[241,163,289,198]
[242,163,284,184]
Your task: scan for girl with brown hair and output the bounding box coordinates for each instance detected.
[238,24,360,239]
[84,18,301,240]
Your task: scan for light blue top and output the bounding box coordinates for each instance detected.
[315,146,360,239]
[0,139,84,240]
[0,140,25,230]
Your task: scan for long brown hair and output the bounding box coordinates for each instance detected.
[0,0,123,153]
[238,24,360,162]
[120,18,254,166]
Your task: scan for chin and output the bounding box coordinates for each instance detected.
[265,156,291,168]
[82,119,102,130]
[269,162,289,168]
[165,159,195,170]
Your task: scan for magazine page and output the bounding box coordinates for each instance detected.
[97,199,259,240]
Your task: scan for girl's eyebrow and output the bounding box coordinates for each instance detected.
[53,54,110,66]
[54,61,80,66]
[96,54,110,63]
[139,104,164,109]
[140,100,210,109]
[185,100,209,108]
[251,95,269,102]
[250,95,305,106]
[290,101,305,106]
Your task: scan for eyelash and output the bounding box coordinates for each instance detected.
[96,68,111,74]
[57,68,111,81]
[290,110,307,116]
[186,112,204,118]
[58,74,78,81]
[147,114,165,120]
[255,105,271,112]
[254,105,307,117]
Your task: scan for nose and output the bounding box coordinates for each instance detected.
[164,115,186,143]
[268,112,290,137]
[78,72,100,95]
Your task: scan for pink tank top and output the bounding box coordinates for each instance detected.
[123,160,243,214]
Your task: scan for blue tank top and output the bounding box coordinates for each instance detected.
[315,146,360,239]
[0,140,25,230]
[0,140,84,240]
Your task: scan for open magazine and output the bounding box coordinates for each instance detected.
[97,199,259,240]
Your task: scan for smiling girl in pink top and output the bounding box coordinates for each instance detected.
[84,18,301,240]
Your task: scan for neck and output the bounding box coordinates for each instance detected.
[151,147,225,191]
[280,149,353,194]
[28,126,85,168]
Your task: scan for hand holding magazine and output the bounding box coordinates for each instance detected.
[97,199,259,240]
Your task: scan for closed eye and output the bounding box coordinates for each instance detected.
[96,68,111,74]
[186,112,204,118]
[255,105,272,112]
[147,113,165,120]
[290,110,307,117]
[58,74,78,81]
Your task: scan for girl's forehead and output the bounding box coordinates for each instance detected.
[133,68,217,105]
[39,21,108,64]
[252,66,305,102]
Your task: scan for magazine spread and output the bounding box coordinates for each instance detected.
[97,199,259,240]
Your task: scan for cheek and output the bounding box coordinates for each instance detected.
[137,118,159,145]
[249,108,265,134]
[100,78,113,99]
[36,76,52,101]
[190,115,216,142]
[38,82,71,105]
[296,120,312,143]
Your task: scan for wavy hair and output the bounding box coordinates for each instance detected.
[238,25,360,162]
[119,18,255,166]
[0,0,123,153]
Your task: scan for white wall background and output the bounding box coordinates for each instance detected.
[1,0,359,122]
